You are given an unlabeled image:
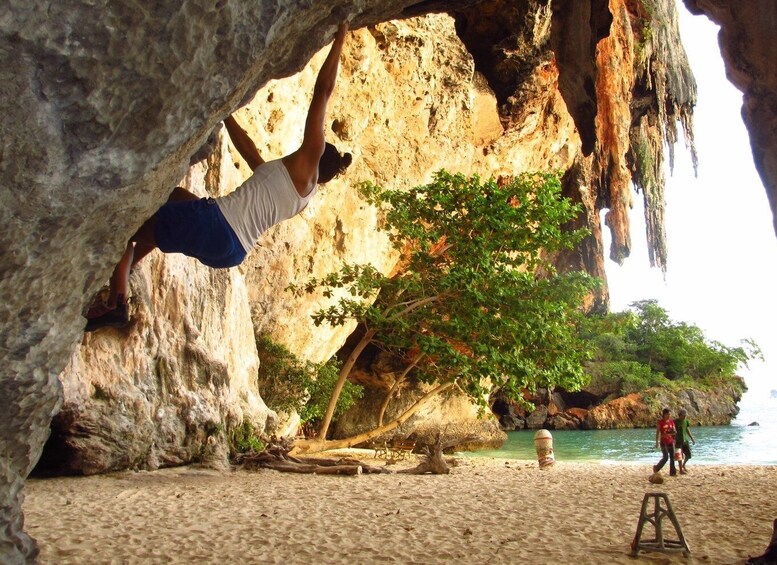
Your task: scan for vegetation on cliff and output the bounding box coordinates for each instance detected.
[288,170,599,452]
[582,299,760,397]
[255,335,363,434]
[494,299,761,431]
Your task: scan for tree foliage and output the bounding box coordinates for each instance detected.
[228,421,266,458]
[255,335,363,425]
[582,299,761,393]
[290,170,600,441]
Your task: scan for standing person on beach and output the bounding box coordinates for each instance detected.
[674,408,696,474]
[653,407,677,476]
[85,22,352,331]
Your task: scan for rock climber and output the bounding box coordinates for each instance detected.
[85,22,352,331]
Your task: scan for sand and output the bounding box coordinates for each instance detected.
[23,452,777,564]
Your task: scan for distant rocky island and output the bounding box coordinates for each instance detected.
[493,376,746,431]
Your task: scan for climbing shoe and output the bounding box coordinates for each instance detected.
[84,286,112,319]
[84,297,129,332]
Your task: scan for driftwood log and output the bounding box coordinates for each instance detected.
[747,518,777,565]
[398,433,478,475]
[235,437,390,475]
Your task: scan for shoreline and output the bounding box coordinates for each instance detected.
[473,423,777,466]
[23,453,777,564]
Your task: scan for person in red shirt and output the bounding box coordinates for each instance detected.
[653,407,677,476]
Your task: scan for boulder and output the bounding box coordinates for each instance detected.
[526,405,550,430]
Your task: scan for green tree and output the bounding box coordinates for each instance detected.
[582,299,762,394]
[625,299,761,382]
[256,335,362,429]
[290,170,599,452]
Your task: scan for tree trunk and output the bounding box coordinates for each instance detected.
[399,447,449,474]
[316,295,441,443]
[398,432,478,475]
[236,437,388,475]
[378,353,424,426]
[316,328,376,442]
[295,381,455,454]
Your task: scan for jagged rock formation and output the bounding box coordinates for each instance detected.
[2,1,777,562]
[494,379,745,430]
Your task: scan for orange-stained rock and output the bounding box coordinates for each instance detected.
[566,407,590,421]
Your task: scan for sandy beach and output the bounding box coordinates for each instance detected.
[23,452,777,564]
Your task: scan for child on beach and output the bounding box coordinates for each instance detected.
[674,408,696,474]
[654,407,677,476]
[85,22,352,331]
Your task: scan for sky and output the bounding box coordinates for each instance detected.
[602,6,777,401]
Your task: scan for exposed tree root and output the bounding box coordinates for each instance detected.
[398,433,476,475]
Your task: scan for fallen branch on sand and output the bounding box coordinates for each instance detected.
[235,437,390,475]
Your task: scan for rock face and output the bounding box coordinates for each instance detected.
[583,384,744,429]
[2,1,777,562]
[495,380,745,431]
[684,0,777,237]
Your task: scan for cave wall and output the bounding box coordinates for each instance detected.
[2,0,777,562]
[0,3,576,559]
[684,0,777,237]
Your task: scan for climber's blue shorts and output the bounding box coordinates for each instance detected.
[155,197,246,268]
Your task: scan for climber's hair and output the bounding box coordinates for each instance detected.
[318,142,353,184]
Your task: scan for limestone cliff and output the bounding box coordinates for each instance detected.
[3,1,777,562]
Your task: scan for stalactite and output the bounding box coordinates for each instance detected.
[626,0,698,271]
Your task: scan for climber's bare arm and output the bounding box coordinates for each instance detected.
[284,22,348,192]
[224,115,264,170]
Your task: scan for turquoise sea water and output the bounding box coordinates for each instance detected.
[469,391,777,465]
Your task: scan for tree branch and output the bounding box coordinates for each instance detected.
[299,381,455,454]
[386,295,441,320]
[378,353,425,426]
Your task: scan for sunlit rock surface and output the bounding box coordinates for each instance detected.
[583,382,745,429]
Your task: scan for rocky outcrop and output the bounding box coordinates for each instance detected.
[3,0,777,561]
[583,383,744,429]
[495,379,745,431]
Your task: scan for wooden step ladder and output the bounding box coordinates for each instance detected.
[631,492,691,557]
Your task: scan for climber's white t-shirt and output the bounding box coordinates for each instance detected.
[216,159,317,253]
